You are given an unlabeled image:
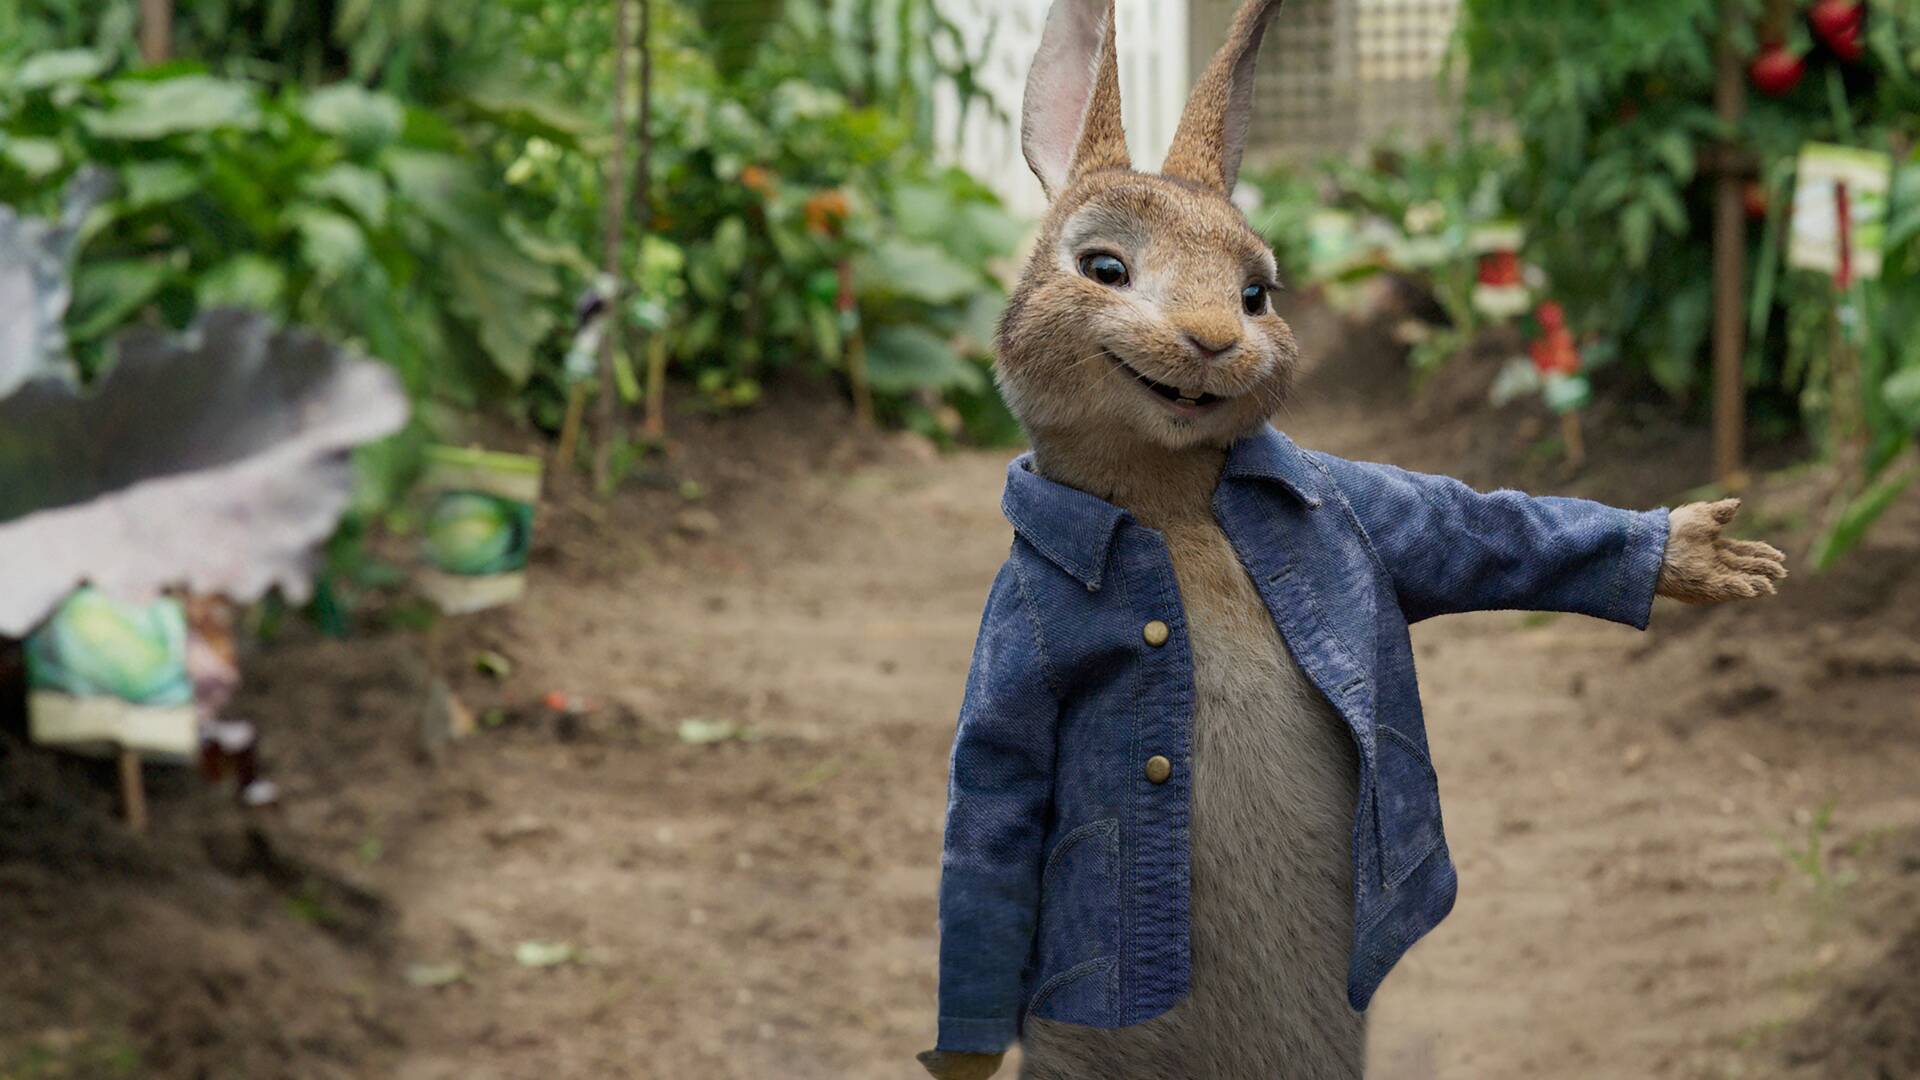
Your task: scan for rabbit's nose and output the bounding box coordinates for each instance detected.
[1184,331,1240,360]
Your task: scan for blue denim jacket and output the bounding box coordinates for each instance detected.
[934,425,1670,1053]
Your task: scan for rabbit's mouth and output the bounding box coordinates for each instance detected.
[1105,351,1228,413]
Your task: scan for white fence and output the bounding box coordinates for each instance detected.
[933,0,1192,219]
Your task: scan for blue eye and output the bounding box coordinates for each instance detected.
[1079,253,1130,288]
[1242,283,1270,316]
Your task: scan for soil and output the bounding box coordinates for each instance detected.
[3,301,1919,1080]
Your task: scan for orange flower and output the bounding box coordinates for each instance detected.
[804,189,852,236]
[740,164,776,195]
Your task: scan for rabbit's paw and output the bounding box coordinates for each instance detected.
[1656,499,1788,604]
[917,1050,1005,1080]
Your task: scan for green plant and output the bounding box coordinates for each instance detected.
[1453,0,1920,558]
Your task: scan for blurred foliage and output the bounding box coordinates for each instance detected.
[1254,0,1920,562]
[1460,0,1920,560]
[0,0,1022,457]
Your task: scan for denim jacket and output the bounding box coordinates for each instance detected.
[934,425,1670,1053]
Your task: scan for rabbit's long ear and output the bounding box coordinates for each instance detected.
[1161,0,1283,194]
[1022,0,1130,200]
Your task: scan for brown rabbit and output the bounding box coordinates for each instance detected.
[919,2,1786,1078]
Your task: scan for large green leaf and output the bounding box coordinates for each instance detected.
[864,324,986,395]
[15,49,109,91]
[856,238,978,305]
[301,84,406,151]
[0,135,64,179]
[287,204,371,279]
[85,76,261,140]
[302,163,390,227]
[196,255,288,311]
[119,160,201,211]
[1884,368,1920,433]
[66,259,169,343]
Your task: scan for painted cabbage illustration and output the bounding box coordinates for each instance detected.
[424,492,534,576]
[0,308,409,637]
[25,588,192,706]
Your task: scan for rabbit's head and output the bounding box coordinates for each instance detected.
[998,0,1296,453]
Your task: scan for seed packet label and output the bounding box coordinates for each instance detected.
[25,588,197,760]
[1790,143,1893,281]
[416,446,542,615]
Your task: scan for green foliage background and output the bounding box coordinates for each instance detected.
[0,0,1022,446]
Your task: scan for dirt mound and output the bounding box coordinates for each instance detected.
[1783,906,1920,1078]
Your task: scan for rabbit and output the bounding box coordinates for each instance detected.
[919,2,1788,1078]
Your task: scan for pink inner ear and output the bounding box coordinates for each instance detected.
[1022,0,1112,197]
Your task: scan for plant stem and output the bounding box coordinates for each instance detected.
[595,0,634,495]
[1712,0,1750,488]
[139,0,173,64]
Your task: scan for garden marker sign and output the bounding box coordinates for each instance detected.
[1790,143,1893,283]
[416,446,543,615]
[26,588,199,761]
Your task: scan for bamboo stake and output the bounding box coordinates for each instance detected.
[139,0,173,64]
[594,0,634,494]
[643,335,669,439]
[634,0,667,441]
[1711,0,1749,488]
[837,261,874,428]
[118,748,148,833]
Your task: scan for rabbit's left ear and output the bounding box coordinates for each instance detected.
[1022,0,1131,199]
[1161,0,1285,194]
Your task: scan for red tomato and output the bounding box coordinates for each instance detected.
[1743,181,1770,221]
[1750,45,1807,96]
[1478,250,1523,288]
[1809,0,1865,42]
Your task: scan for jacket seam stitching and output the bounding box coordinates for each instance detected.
[1009,544,1067,701]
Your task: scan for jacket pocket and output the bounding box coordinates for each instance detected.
[1028,817,1121,1024]
[1373,726,1445,891]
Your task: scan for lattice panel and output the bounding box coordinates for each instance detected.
[1199,0,1463,164]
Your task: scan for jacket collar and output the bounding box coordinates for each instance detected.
[1002,425,1323,590]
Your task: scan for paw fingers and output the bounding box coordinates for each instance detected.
[1722,553,1789,579]
[1722,538,1788,564]
[1707,498,1743,526]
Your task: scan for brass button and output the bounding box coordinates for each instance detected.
[1142,620,1171,647]
[1145,755,1173,785]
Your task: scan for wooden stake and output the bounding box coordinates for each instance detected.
[632,0,666,442]
[1711,0,1750,489]
[118,747,148,833]
[139,0,173,64]
[837,261,874,428]
[643,334,669,439]
[554,383,588,484]
[1561,411,1586,472]
[593,0,634,495]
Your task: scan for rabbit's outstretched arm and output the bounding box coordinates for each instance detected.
[1310,453,1780,627]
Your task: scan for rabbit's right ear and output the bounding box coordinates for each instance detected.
[1022,0,1130,200]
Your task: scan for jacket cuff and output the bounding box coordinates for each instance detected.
[936,1015,1016,1054]
[1612,507,1670,631]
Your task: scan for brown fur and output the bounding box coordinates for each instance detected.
[998,1,1362,1075]
[922,3,1782,1077]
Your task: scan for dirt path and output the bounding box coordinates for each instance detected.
[7,314,1916,1080]
[350,358,1919,1078]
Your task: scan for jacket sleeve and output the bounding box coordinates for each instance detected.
[1311,452,1670,628]
[934,557,1060,1053]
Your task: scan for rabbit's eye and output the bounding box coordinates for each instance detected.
[1242,283,1270,316]
[1078,253,1131,288]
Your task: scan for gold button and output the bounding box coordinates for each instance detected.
[1142,620,1170,647]
[1145,755,1173,785]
